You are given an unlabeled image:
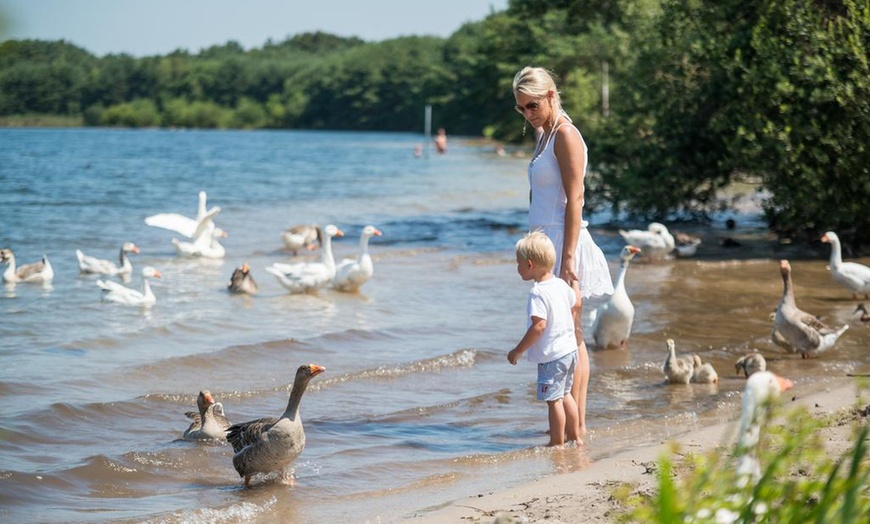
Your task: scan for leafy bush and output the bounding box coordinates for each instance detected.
[100,98,160,127]
[618,403,870,523]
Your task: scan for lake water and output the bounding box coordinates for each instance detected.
[1,128,868,523]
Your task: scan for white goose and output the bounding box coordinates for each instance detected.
[169,206,226,259]
[332,225,382,292]
[97,266,161,307]
[76,242,139,277]
[735,371,793,486]
[281,224,322,255]
[774,260,849,358]
[618,222,675,260]
[226,363,325,487]
[144,190,227,238]
[663,338,694,384]
[820,231,870,299]
[591,245,641,349]
[0,249,54,284]
[266,224,343,293]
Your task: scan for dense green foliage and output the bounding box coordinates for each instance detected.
[2,0,869,242]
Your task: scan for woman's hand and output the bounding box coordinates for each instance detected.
[560,257,578,285]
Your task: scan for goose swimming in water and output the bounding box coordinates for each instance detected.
[691,354,719,384]
[619,222,675,260]
[96,266,161,307]
[228,263,258,294]
[183,390,232,441]
[267,225,343,293]
[663,338,694,384]
[332,225,382,292]
[735,352,766,378]
[76,242,139,277]
[281,224,322,256]
[1,249,54,284]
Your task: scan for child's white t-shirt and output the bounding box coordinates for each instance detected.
[525,277,577,364]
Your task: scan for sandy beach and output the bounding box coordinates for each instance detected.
[409,377,868,523]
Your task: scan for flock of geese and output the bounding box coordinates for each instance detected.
[0,191,383,307]
[6,199,868,488]
[593,222,870,387]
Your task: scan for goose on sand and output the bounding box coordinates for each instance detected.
[76,242,139,277]
[591,245,642,349]
[735,371,794,486]
[332,225,382,292]
[691,354,719,384]
[183,390,232,441]
[267,225,343,293]
[281,224,322,255]
[820,231,870,299]
[226,364,325,487]
[618,222,675,260]
[773,260,849,358]
[735,353,766,378]
[0,249,54,284]
[97,266,161,307]
[228,263,258,294]
[663,338,694,384]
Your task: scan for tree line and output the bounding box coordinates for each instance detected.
[2,0,869,245]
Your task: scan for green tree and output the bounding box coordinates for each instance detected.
[730,0,870,243]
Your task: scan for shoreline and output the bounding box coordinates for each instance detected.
[407,377,867,523]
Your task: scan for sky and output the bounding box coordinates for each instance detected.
[1,0,508,57]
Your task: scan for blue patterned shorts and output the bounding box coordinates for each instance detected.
[536,351,577,402]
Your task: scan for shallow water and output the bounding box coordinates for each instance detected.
[1,129,868,523]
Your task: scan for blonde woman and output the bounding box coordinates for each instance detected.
[513,66,614,436]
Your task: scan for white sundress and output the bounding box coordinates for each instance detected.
[528,119,614,300]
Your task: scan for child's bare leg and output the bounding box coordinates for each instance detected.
[562,392,582,445]
[547,399,566,446]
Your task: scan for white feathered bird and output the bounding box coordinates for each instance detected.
[332,225,382,292]
[735,371,794,486]
[618,222,675,260]
[97,266,161,306]
[1,249,54,284]
[820,231,870,299]
[168,206,226,259]
[592,245,641,349]
[267,225,343,293]
[76,242,139,277]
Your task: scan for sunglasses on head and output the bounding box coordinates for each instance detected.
[514,97,545,114]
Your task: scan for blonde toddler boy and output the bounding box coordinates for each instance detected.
[508,231,582,446]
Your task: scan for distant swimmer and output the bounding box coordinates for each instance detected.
[434,128,447,153]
